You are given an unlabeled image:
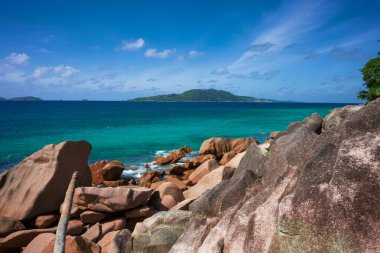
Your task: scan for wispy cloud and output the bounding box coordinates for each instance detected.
[226,70,280,80]
[188,50,204,58]
[231,0,335,70]
[120,38,145,51]
[211,67,229,75]
[5,53,30,65]
[29,65,79,86]
[245,42,274,53]
[144,48,176,58]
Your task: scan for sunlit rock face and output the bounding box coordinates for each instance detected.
[170,98,380,253]
[0,141,92,220]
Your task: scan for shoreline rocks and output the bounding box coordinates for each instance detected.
[199,137,258,159]
[2,99,379,253]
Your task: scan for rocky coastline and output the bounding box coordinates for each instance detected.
[0,98,379,253]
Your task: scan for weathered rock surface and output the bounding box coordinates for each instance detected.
[322,104,363,131]
[165,176,187,191]
[171,100,380,253]
[186,154,216,169]
[133,210,191,253]
[148,182,185,211]
[183,165,234,199]
[34,214,58,228]
[80,210,106,224]
[102,229,132,253]
[81,222,101,242]
[23,233,55,253]
[0,228,56,247]
[103,179,131,187]
[124,206,156,219]
[73,186,152,212]
[24,234,101,253]
[170,198,197,211]
[67,219,85,236]
[199,137,258,159]
[140,170,165,188]
[102,160,125,181]
[219,151,236,165]
[225,151,246,168]
[64,205,87,218]
[89,160,109,185]
[153,147,188,165]
[188,159,219,185]
[269,131,280,139]
[0,216,25,237]
[0,141,92,220]
[101,218,126,236]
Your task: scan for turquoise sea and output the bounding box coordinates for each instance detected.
[0,101,353,174]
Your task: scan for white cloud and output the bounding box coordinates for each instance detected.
[145,48,176,58]
[29,65,79,86]
[53,65,79,77]
[120,38,145,51]
[31,67,50,78]
[188,50,204,58]
[0,64,27,83]
[5,53,30,65]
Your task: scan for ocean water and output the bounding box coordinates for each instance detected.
[0,101,352,174]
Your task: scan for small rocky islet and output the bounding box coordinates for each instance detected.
[0,98,379,253]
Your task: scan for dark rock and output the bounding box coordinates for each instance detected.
[0,216,25,237]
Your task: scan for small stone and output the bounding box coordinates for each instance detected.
[34,214,58,228]
[80,210,106,224]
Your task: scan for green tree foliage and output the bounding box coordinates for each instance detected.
[358,44,380,101]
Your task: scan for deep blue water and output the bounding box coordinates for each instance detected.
[0,101,353,173]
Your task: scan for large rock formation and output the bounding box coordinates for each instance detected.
[199,137,258,159]
[73,186,153,213]
[171,99,380,253]
[0,141,92,220]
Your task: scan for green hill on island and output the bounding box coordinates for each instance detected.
[129,89,274,102]
[3,96,43,101]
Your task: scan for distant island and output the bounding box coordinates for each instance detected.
[129,89,275,102]
[0,96,43,101]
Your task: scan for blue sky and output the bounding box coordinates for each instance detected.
[0,0,379,102]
